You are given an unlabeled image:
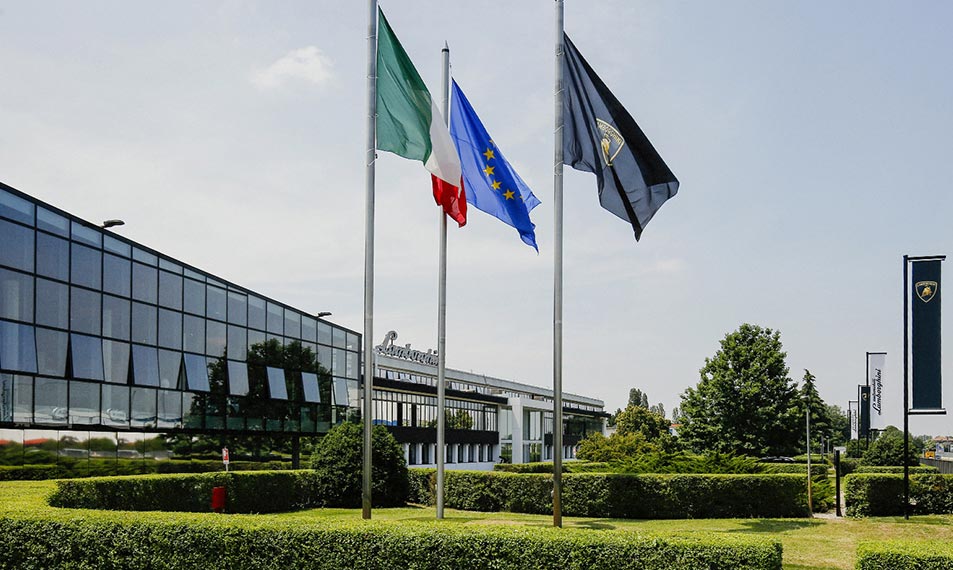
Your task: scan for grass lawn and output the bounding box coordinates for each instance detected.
[3,480,952,570]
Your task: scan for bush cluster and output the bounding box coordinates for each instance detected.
[491,461,611,474]
[854,466,939,474]
[0,460,289,481]
[845,473,953,516]
[0,516,783,570]
[760,463,829,477]
[411,469,809,519]
[857,540,953,570]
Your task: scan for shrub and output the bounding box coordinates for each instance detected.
[854,466,939,474]
[0,460,290,480]
[577,431,657,462]
[861,427,924,466]
[309,422,408,508]
[844,474,904,516]
[416,470,809,518]
[857,540,953,569]
[492,461,612,474]
[406,468,434,505]
[761,463,829,477]
[0,516,783,570]
[838,457,860,475]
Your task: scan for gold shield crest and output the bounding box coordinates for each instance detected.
[916,281,938,303]
[596,119,625,166]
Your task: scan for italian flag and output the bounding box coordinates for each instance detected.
[376,9,466,226]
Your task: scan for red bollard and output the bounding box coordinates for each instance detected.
[211,486,226,513]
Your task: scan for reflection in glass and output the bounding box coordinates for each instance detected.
[70,287,101,335]
[0,190,34,224]
[267,367,288,400]
[317,345,331,371]
[69,381,101,425]
[131,248,157,266]
[158,349,182,389]
[248,329,265,351]
[0,220,34,272]
[227,325,246,361]
[102,295,130,340]
[35,328,68,376]
[157,390,182,428]
[13,376,32,424]
[71,222,101,247]
[102,340,130,384]
[37,208,69,236]
[158,271,183,310]
[248,296,266,330]
[0,269,33,323]
[102,384,130,427]
[182,392,200,428]
[0,321,37,373]
[346,333,358,351]
[266,302,282,334]
[70,244,101,289]
[284,311,301,339]
[36,233,69,280]
[206,320,226,357]
[103,254,131,297]
[183,279,205,316]
[184,354,210,392]
[103,235,131,257]
[35,278,67,329]
[34,377,68,425]
[70,334,103,381]
[131,388,157,428]
[207,286,226,321]
[132,345,160,387]
[158,308,182,349]
[317,322,332,345]
[227,291,247,326]
[183,314,205,354]
[346,352,358,379]
[302,372,320,403]
[132,263,158,304]
[332,378,349,407]
[332,348,345,377]
[0,374,12,423]
[131,302,157,345]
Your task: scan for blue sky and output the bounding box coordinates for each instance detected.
[2,1,951,434]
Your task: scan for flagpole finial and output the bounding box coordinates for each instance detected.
[443,41,449,52]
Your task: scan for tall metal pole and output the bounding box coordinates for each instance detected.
[806,406,812,514]
[552,0,565,529]
[362,0,379,521]
[903,254,910,520]
[435,41,450,520]
[865,352,871,448]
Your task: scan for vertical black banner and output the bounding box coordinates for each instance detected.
[912,260,942,410]
[859,385,870,436]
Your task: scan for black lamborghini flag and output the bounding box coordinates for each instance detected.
[912,259,943,411]
[562,33,679,240]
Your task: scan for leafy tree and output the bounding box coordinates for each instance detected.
[426,409,474,430]
[826,405,850,446]
[628,388,649,409]
[678,324,802,456]
[615,405,670,441]
[671,406,681,422]
[799,370,835,453]
[577,432,656,463]
[310,421,408,507]
[649,403,666,419]
[861,425,924,466]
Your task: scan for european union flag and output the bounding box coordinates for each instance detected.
[449,80,540,250]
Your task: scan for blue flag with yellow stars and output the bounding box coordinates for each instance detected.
[449,80,540,250]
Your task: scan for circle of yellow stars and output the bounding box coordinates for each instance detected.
[482,144,517,201]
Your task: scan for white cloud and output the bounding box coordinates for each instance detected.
[252,46,333,90]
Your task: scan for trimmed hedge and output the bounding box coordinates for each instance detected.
[0,460,290,480]
[760,463,829,477]
[846,473,953,516]
[0,516,783,570]
[857,540,953,569]
[854,465,939,474]
[838,457,859,475]
[492,461,612,474]
[411,469,810,518]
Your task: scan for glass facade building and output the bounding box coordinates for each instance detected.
[0,183,361,443]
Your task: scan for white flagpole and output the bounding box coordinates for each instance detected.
[553,0,565,529]
[362,0,379,521]
[436,41,450,520]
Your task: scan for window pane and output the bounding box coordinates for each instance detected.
[131,302,157,345]
[36,233,69,280]
[131,248,157,266]
[207,286,226,321]
[332,348,345,377]
[226,291,247,326]
[317,322,332,345]
[36,328,67,376]
[332,327,346,348]
[0,374,13,423]
[157,389,182,428]
[70,287,101,335]
[0,269,33,323]
[0,321,36,373]
[69,381,101,426]
[71,222,101,247]
[302,372,320,403]
[301,317,317,342]
[132,262,158,304]
[34,278,67,329]
[228,361,249,396]
[266,302,282,334]
[158,259,181,273]
[248,296,266,330]
[130,387,156,428]
[332,378,349,406]
[227,325,246,361]
[158,349,181,389]
[184,354,210,392]
[103,254,131,297]
[158,271,182,310]
[102,340,130,384]
[158,309,182,349]
[70,244,101,289]
[267,367,288,400]
[206,320,226,358]
[183,279,205,316]
[346,352,358,379]
[247,329,265,351]
[0,190,34,225]
[103,235,130,257]
[317,345,331,372]
[102,295,130,340]
[37,208,69,236]
[284,311,301,339]
[70,334,103,381]
[183,315,205,354]
[102,384,129,427]
[0,219,34,272]
[34,378,67,425]
[132,345,160,387]
[13,375,32,423]
[346,333,358,351]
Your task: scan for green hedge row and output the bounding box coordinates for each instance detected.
[49,471,349,513]
[846,473,953,516]
[0,460,290,480]
[857,540,953,569]
[838,458,860,475]
[0,516,783,570]
[760,464,828,477]
[854,465,939,474]
[410,469,809,518]
[492,461,611,474]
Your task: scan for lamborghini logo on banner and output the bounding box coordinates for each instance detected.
[916,281,938,303]
[596,119,625,167]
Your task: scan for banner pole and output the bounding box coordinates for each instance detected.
[436,41,450,521]
[903,254,909,520]
[362,0,379,521]
[552,0,565,529]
